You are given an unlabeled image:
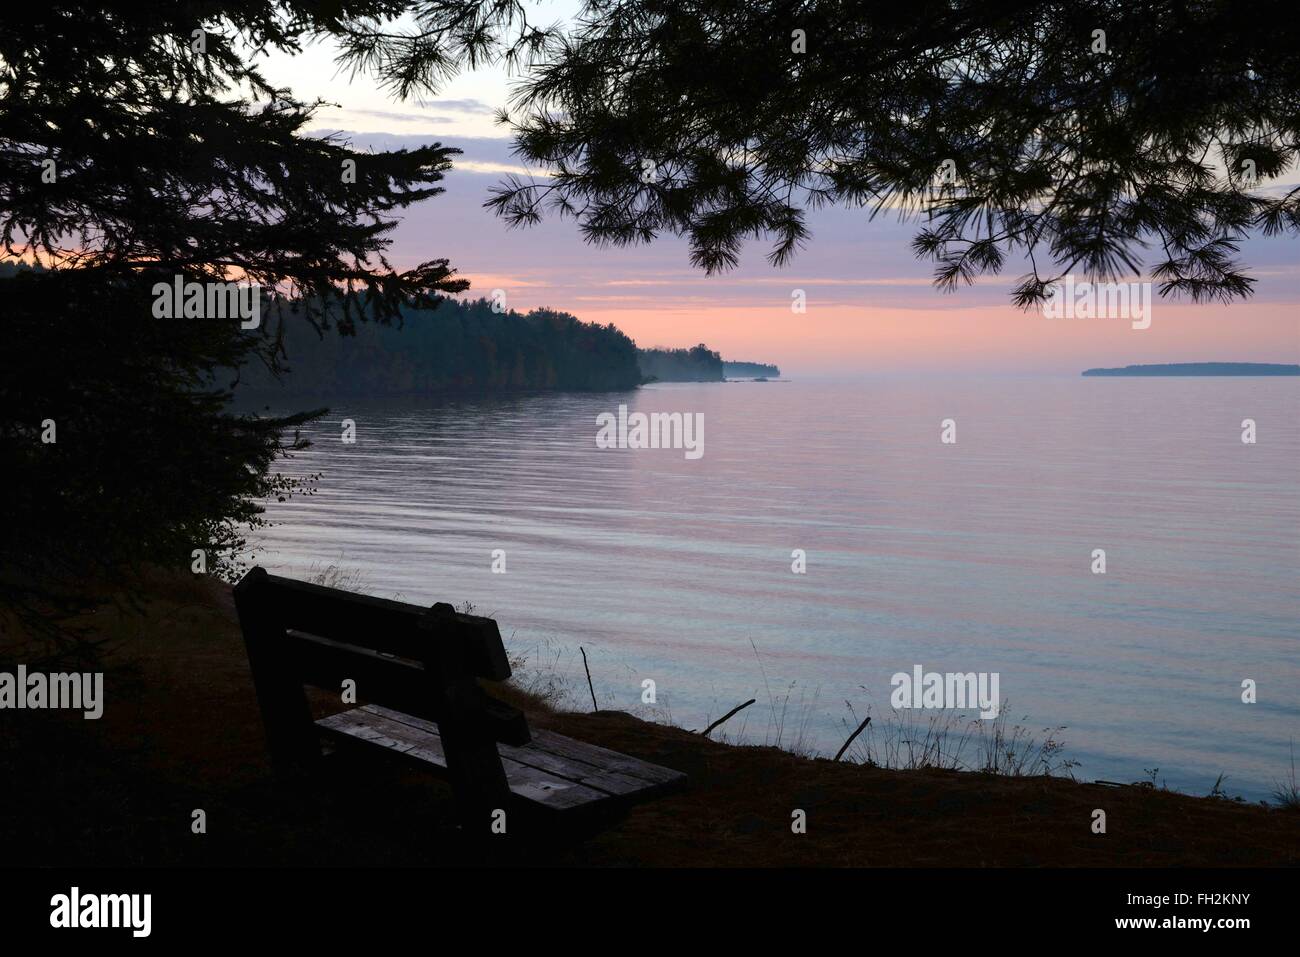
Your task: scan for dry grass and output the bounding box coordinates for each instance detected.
[838,700,1079,778]
[305,561,373,594]
[1273,740,1300,811]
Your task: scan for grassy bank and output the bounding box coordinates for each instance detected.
[2,572,1296,867]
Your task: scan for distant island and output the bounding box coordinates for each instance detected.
[723,360,781,378]
[1082,362,1300,377]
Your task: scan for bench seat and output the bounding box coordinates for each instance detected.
[318,704,685,814]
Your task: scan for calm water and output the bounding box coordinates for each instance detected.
[251,376,1300,799]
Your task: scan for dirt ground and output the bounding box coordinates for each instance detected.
[2,573,1296,867]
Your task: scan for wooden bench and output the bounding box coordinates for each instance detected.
[233,567,684,834]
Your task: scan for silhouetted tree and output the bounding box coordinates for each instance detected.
[1,2,467,618]
[337,0,1300,306]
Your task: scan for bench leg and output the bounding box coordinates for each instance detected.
[438,715,512,835]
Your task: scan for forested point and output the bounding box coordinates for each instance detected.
[239,296,643,394]
[239,310,773,393]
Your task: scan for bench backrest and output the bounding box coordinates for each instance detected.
[233,566,530,775]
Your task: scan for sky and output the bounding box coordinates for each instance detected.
[256,18,1300,376]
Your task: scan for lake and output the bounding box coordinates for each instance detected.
[250,375,1300,800]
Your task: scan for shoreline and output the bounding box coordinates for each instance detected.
[2,572,1296,867]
